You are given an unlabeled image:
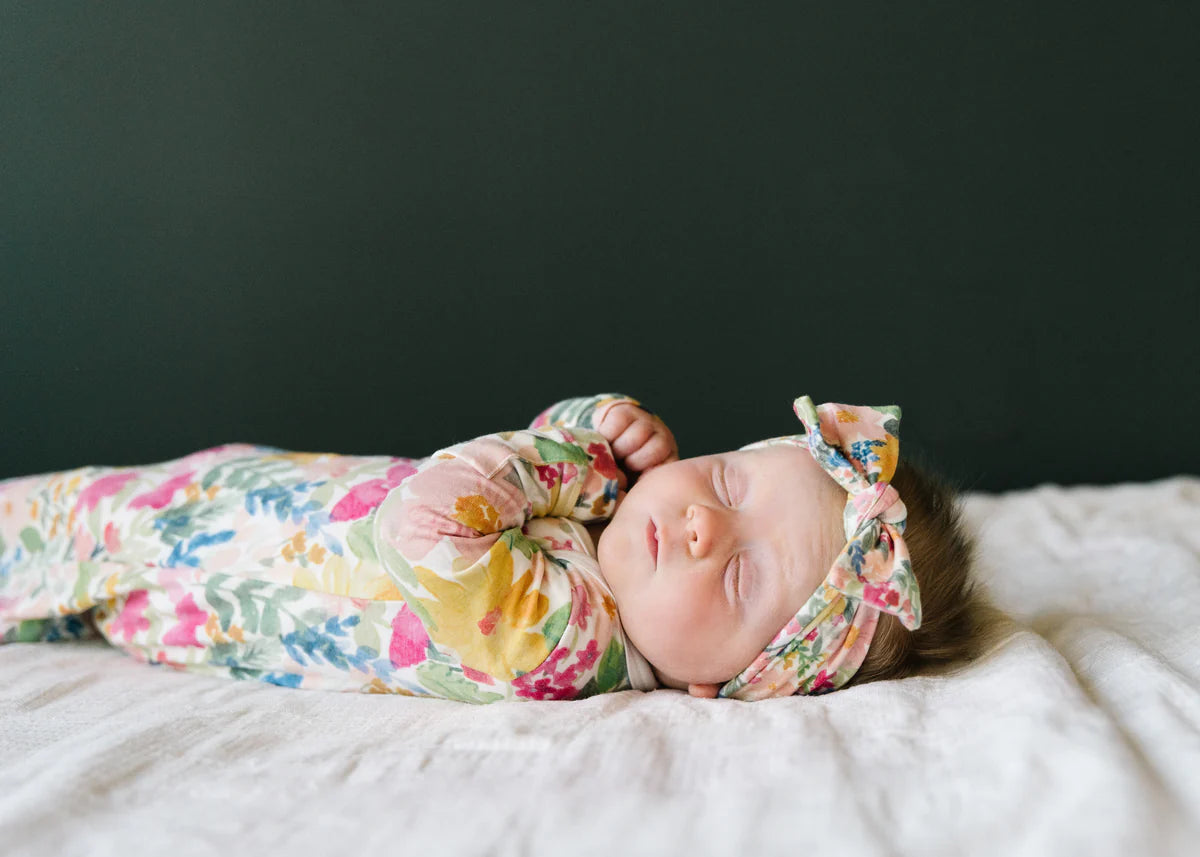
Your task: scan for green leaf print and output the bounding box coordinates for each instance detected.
[533,437,590,466]
[232,579,272,634]
[376,537,418,587]
[499,527,541,560]
[260,603,280,637]
[353,621,380,652]
[309,482,334,508]
[541,603,571,647]
[416,662,504,704]
[19,527,44,554]
[204,573,235,631]
[347,519,378,561]
[209,637,283,670]
[595,637,626,694]
[15,620,48,643]
[300,606,329,627]
[353,609,381,652]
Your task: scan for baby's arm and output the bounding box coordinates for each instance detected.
[372,423,633,700]
[531,393,679,487]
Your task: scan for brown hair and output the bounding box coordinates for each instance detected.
[845,450,989,687]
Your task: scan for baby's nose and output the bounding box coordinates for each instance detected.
[685,504,719,558]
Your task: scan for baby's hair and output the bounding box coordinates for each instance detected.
[846,450,988,687]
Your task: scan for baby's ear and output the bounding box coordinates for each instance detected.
[687,683,721,699]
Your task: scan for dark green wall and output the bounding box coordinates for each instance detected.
[3,3,1196,492]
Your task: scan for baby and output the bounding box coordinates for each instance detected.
[0,393,981,702]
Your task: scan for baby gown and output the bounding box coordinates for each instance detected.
[0,393,660,702]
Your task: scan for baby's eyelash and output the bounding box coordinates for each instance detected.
[717,465,732,505]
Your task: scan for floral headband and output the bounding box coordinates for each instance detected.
[718,396,922,701]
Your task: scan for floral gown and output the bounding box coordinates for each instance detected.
[0,393,660,703]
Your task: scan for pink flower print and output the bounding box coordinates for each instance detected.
[161,593,208,648]
[536,462,578,488]
[574,638,601,671]
[385,461,418,485]
[567,585,592,631]
[512,645,581,700]
[515,675,576,700]
[75,472,138,514]
[389,606,430,668]
[74,526,96,563]
[808,669,835,694]
[109,590,151,642]
[540,535,575,552]
[330,462,419,522]
[383,462,522,562]
[127,471,196,511]
[103,522,122,554]
[863,582,902,612]
[330,478,390,522]
[534,463,561,490]
[156,568,188,604]
[586,442,620,480]
[461,665,495,685]
[477,606,501,636]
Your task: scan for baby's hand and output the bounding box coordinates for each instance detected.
[597,403,679,487]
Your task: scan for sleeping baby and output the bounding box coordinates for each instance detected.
[0,393,981,702]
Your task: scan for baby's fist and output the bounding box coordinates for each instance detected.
[596,403,679,480]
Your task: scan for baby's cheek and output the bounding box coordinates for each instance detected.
[631,596,710,675]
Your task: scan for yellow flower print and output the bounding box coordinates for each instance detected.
[365,677,416,696]
[874,436,899,481]
[263,452,328,466]
[204,613,247,645]
[601,591,618,622]
[835,409,861,423]
[281,531,307,562]
[453,494,503,533]
[841,624,860,651]
[180,482,220,502]
[291,553,406,600]
[412,540,550,680]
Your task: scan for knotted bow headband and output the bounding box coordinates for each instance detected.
[718,396,922,701]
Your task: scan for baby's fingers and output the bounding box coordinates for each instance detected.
[624,432,678,472]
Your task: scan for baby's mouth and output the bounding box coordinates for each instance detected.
[646,518,658,568]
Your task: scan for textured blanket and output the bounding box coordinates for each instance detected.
[2,477,1198,856]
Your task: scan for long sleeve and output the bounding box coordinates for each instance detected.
[372,421,654,702]
[528,392,652,433]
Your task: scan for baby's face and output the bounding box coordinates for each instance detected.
[596,444,847,691]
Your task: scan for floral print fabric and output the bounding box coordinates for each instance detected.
[719,396,921,700]
[0,393,652,703]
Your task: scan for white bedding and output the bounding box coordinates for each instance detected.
[3,477,1198,856]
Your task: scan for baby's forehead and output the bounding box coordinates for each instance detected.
[688,445,800,463]
[672,448,804,487]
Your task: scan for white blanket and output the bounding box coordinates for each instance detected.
[3,477,1198,856]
